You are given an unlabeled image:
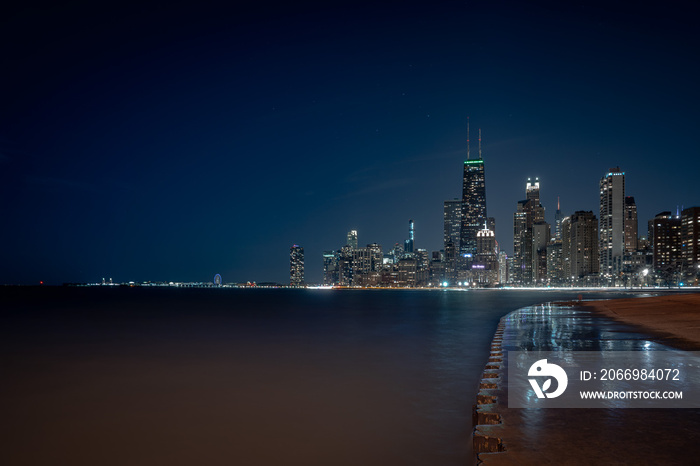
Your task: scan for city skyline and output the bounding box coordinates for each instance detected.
[1,1,699,285]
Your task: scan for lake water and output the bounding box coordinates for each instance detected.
[0,287,650,465]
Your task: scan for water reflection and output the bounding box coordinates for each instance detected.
[498,303,700,463]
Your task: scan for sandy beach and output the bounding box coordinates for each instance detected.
[586,292,700,350]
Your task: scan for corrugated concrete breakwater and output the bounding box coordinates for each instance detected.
[473,318,506,457]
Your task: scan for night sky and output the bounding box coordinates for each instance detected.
[2,1,699,285]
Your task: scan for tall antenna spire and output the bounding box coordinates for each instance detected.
[478,128,482,159]
[557,196,560,210]
[467,116,470,160]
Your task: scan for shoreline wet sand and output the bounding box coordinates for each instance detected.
[586,292,700,350]
[474,294,700,465]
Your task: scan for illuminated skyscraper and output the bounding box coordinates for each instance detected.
[599,167,625,281]
[652,211,681,272]
[624,196,638,252]
[443,199,461,251]
[513,199,533,284]
[554,197,563,241]
[322,251,339,285]
[532,221,550,284]
[290,245,304,286]
[392,243,404,263]
[404,219,415,254]
[526,177,545,222]
[460,127,487,258]
[546,241,563,285]
[513,178,547,285]
[562,211,599,284]
[347,230,358,249]
[681,207,700,274]
[474,225,498,285]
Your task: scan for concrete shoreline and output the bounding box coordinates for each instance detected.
[472,296,700,465]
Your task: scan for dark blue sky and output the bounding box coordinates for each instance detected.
[2,1,699,285]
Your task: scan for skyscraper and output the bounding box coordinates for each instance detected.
[474,225,498,285]
[546,241,563,285]
[338,245,354,285]
[322,251,339,286]
[562,211,599,284]
[290,245,304,286]
[681,207,700,271]
[443,199,461,251]
[460,127,487,258]
[549,196,563,286]
[347,230,358,249]
[652,211,682,273]
[392,243,404,263]
[624,196,638,252]
[498,251,509,285]
[527,177,545,222]
[599,167,625,282]
[405,219,415,254]
[513,199,533,284]
[554,197,563,241]
[532,221,550,284]
[513,178,548,285]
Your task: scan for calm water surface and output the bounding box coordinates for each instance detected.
[0,287,647,465]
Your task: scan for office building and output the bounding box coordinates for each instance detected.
[526,178,545,222]
[460,128,487,258]
[474,225,498,285]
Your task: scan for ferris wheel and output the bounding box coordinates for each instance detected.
[214,274,222,286]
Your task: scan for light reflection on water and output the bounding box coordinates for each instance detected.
[500,303,700,463]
